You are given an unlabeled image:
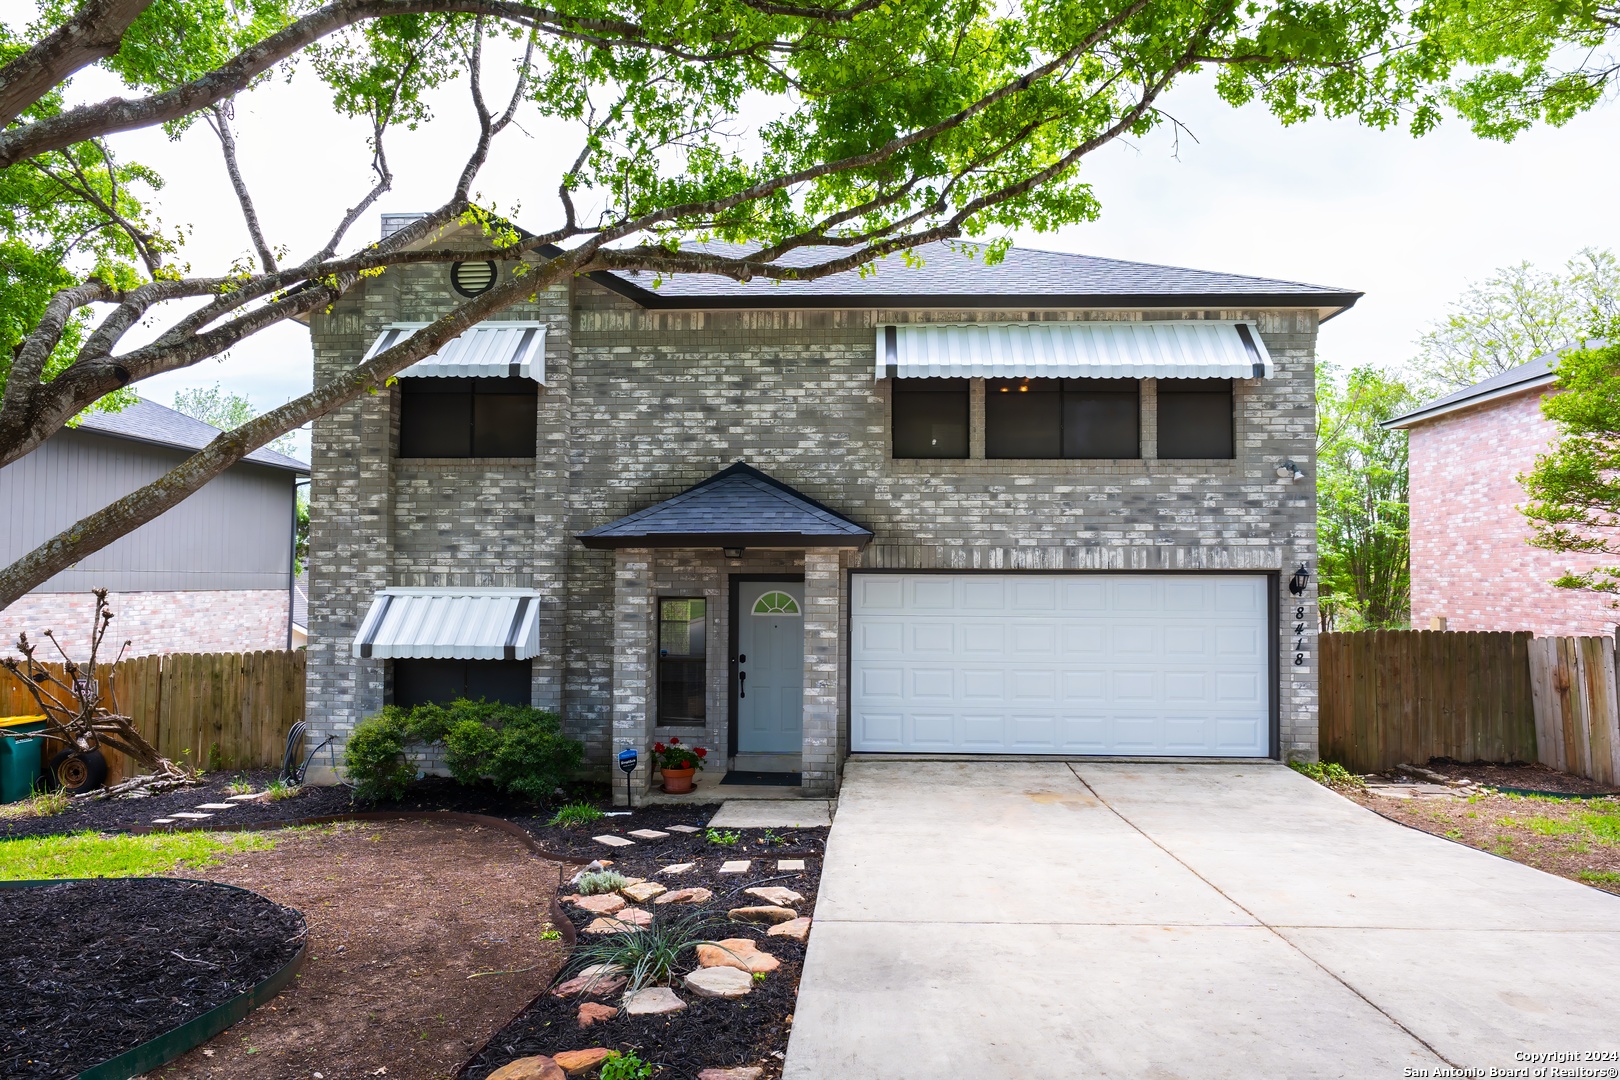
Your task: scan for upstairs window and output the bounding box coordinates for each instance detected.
[986,378,1140,459]
[892,379,969,458]
[398,376,537,458]
[1157,379,1234,459]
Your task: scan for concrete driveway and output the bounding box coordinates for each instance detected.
[784,759,1620,1079]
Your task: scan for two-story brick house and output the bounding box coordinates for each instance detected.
[304,216,1357,800]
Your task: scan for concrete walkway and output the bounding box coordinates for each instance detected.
[784,759,1620,1079]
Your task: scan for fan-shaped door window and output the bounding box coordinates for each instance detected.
[752,591,801,616]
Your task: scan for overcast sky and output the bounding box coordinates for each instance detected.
[111,62,1620,459]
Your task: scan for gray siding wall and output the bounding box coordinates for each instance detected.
[307,262,1320,774]
[0,429,297,592]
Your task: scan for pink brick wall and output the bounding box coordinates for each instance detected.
[1409,389,1618,637]
[0,589,292,657]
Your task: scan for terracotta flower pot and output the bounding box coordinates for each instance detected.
[661,766,697,794]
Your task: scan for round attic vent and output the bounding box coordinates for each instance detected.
[450,260,497,297]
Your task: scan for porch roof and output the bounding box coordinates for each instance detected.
[577,461,873,550]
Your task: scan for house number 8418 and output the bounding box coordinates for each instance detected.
[1293,606,1307,666]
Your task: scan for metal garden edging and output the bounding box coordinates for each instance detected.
[0,877,307,1080]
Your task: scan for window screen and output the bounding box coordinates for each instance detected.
[392,659,532,707]
[657,598,707,726]
[986,378,1140,459]
[1157,379,1234,459]
[399,376,537,458]
[892,379,969,458]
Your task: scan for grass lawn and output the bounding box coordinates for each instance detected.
[1351,788,1620,894]
[0,830,279,880]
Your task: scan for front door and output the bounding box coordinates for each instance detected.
[735,581,805,762]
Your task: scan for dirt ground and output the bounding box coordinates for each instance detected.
[1419,758,1620,796]
[1350,788,1620,896]
[147,819,568,1080]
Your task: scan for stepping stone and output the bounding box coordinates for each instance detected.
[227,792,268,801]
[577,1002,618,1027]
[170,811,212,819]
[582,917,637,935]
[567,893,626,915]
[718,860,751,874]
[667,824,701,833]
[744,885,804,906]
[654,887,713,906]
[551,969,627,998]
[554,1048,614,1075]
[194,802,238,810]
[696,938,780,974]
[729,905,798,925]
[777,859,805,871]
[660,862,696,874]
[699,1068,763,1080]
[488,1055,565,1080]
[627,828,669,840]
[623,987,686,1016]
[768,917,812,943]
[684,966,754,1000]
[150,818,175,824]
[621,881,666,903]
[592,834,634,847]
[613,906,653,928]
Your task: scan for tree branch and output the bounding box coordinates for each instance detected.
[0,0,152,127]
[206,102,276,272]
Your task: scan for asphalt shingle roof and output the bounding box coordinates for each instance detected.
[578,462,873,549]
[75,397,310,473]
[1385,338,1608,429]
[586,240,1361,311]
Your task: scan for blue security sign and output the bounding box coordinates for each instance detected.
[618,748,638,774]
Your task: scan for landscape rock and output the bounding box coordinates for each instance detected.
[660,862,696,874]
[592,834,634,848]
[696,938,780,973]
[697,1069,764,1080]
[613,906,653,927]
[552,1048,614,1075]
[776,859,805,871]
[576,1002,618,1027]
[623,987,687,1015]
[488,1055,566,1080]
[654,887,713,905]
[767,917,812,943]
[621,881,666,903]
[684,966,755,999]
[728,905,797,925]
[551,967,627,999]
[583,917,637,935]
[717,860,751,874]
[568,893,626,915]
[743,886,804,906]
[667,824,701,833]
[628,828,670,839]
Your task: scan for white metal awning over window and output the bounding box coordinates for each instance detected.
[363,322,547,381]
[874,321,1273,380]
[352,588,540,660]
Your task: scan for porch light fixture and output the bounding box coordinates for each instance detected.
[1275,459,1307,482]
[723,547,745,559]
[1288,563,1311,596]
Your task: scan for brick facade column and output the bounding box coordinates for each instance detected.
[612,548,654,805]
[802,548,843,796]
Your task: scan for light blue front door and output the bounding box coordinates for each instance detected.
[736,581,805,756]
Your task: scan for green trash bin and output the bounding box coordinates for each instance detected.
[0,715,47,803]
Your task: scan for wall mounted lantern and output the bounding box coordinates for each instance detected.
[722,547,745,559]
[1288,563,1311,596]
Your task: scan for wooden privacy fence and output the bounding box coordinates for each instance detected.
[1527,636,1620,786]
[1319,631,1538,775]
[0,650,305,781]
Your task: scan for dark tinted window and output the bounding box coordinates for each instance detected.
[399,377,536,458]
[1063,378,1140,458]
[986,378,1140,459]
[986,379,1060,458]
[657,598,707,726]
[1157,379,1234,459]
[392,659,532,707]
[892,379,969,458]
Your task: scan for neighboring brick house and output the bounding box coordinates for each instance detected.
[304,215,1359,799]
[1387,350,1618,637]
[0,398,309,655]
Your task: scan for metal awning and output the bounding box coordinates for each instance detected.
[362,322,547,381]
[352,588,540,660]
[874,321,1273,380]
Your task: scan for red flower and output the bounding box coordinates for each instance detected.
[654,742,666,753]
[695,747,708,758]
[668,736,682,745]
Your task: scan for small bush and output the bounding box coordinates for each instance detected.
[706,828,741,846]
[265,779,300,801]
[566,909,722,994]
[225,776,254,796]
[575,870,628,895]
[0,790,71,821]
[600,1052,652,1080]
[548,801,605,828]
[344,707,418,801]
[1289,760,1364,788]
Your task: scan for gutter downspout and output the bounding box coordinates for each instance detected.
[290,477,309,650]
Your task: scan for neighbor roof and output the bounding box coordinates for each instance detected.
[578,461,873,549]
[1383,339,1607,430]
[74,398,309,473]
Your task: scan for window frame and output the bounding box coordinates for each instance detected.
[890,378,971,459]
[984,377,1141,460]
[656,596,709,728]
[1155,378,1236,460]
[396,375,538,460]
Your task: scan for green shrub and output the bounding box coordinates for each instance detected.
[548,801,605,828]
[1289,759,1365,788]
[706,828,741,846]
[566,909,724,994]
[600,1051,652,1080]
[575,869,628,895]
[344,699,584,802]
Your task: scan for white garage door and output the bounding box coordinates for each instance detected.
[851,574,1270,756]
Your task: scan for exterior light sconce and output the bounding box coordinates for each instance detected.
[1288,563,1311,596]
[1275,459,1308,483]
[723,547,745,559]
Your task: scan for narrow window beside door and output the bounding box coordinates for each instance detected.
[658,598,707,726]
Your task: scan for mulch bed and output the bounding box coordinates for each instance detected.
[0,877,304,1080]
[1418,757,1620,796]
[462,824,828,1080]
